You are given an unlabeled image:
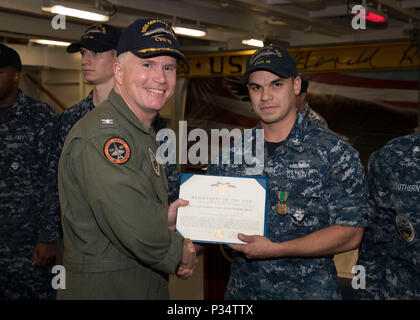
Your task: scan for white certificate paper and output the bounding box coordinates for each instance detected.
[176,174,268,244]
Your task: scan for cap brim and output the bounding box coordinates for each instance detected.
[133,48,189,66]
[67,40,115,54]
[241,66,296,85]
[66,43,81,53]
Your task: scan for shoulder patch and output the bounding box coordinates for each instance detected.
[104,137,130,164]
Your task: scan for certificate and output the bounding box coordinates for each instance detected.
[176,173,268,245]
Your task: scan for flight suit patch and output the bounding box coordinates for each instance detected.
[148,147,160,176]
[104,138,130,164]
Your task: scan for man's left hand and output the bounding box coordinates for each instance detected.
[168,198,189,231]
[228,233,276,259]
[32,242,57,266]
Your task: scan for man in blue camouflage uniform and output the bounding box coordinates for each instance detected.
[207,46,370,299]
[0,44,61,299]
[357,131,420,299]
[59,24,122,144]
[295,73,328,128]
[59,23,179,203]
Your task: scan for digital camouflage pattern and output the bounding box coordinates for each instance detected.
[358,132,420,300]
[302,103,328,128]
[59,91,94,145]
[207,111,370,300]
[59,91,180,203]
[0,90,61,299]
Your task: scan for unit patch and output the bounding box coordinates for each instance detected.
[104,138,130,164]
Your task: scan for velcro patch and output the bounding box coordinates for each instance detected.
[104,138,130,164]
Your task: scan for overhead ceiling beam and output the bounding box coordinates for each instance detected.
[0,0,273,44]
[400,0,420,9]
[0,11,86,41]
[309,4,348,18]
[109,0,270,34]
[377,0,420,21]
[228,0,350,37]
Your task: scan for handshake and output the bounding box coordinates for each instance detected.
[168,199,201,280]
[176,238,200,280]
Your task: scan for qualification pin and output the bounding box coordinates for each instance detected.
[277,191,288,215]
[395,215,415,242]
[148,147,160,176]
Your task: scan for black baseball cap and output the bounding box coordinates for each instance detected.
[116,18,189,66]
[241,46,297,85]
[299,73,309,94]
[0,43,22,71]
[67,24,122,53]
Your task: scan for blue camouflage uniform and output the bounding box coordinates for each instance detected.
[59,91,94,145]
[357,132,420,299]
[207,110,370,300]
[0,90,61,299]
[59,91,180,203]
[302,103,328,128]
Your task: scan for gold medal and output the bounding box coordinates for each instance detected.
[277,191,288,215]
[277,203,288,215]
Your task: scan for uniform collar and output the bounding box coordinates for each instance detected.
[9,89,27,117]
[301,103,310,118]
[86,90,94,103]
[259,110,307,155]
[411,132,420,159]
[108,89,152,135]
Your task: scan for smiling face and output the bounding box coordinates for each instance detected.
[114,52,177,119]
[247,70,301,126]
[80,48,117,85]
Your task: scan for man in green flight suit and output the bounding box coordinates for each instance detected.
[57,18,197,299]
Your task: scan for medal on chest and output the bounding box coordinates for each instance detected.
[277,191,288,215]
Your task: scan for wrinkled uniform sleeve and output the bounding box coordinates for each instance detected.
[324,139,370,227]
[366,149,391,215]
[37,108,61,243]
[68,136,183,275]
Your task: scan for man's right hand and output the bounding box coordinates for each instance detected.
[176,238,198,280]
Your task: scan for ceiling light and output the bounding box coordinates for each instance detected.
[352,6,387,23]
[242,39,264,47]
[42,4,109,22]
[30,39,72,47]
[173,26,206,37]
[365,11,387,23]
